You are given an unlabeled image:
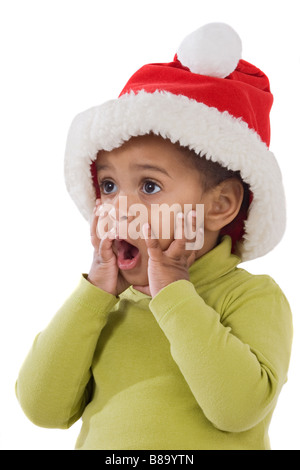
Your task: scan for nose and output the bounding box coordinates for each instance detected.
[109,195,136,223]
[110,194,150,241]
[109,194,142,240]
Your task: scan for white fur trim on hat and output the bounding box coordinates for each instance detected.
[64,90,286,262]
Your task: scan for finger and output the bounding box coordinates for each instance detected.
[90,198,104,249]
[95,203,113,239]
[90,207,101,249]
[167,212,188,258]
[187,210,197,239]
[185,227,204,252]
[168,211,197,260]
[174,212,186,243]
[142,223,162,259]
[99,229,115,263]
[90,198,102,225]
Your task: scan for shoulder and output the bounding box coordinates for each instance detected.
[229,267,288,301]
[221,268,293,379]
[203,264,288,310]
[221,267,292,331]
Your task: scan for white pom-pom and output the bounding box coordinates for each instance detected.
[177,23,242,78]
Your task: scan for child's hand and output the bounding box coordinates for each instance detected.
[133,211,203,298]
[87,199,130,296]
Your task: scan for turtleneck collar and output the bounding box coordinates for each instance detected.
[189,236,241,288]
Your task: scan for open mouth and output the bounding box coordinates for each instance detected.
[114,239,141,270]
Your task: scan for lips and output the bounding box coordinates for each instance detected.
[113,239,141,270]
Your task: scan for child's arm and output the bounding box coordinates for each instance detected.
[142,216,292,433]
[16,275,118,429]
[149,276,292,433]
[16,201,125,429]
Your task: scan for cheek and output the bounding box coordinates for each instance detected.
[149,206,178,241]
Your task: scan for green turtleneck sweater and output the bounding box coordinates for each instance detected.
[16,237,292,450]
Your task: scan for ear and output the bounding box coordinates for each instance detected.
[204,178,244,232]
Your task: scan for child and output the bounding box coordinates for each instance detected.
[16,23,293,450]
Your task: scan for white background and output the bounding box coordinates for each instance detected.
[1,0,299,450]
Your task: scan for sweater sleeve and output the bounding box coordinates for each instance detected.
[149,278,293,433]
[16,275,118,429]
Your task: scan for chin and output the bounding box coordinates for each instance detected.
[121,269,148,287]
[119,259,149,285]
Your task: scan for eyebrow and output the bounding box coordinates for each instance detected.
[96,162,172,178]
[130,163,172,178]
[96,163,112,171]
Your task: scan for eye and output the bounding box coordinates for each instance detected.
[99,180,117,195]
[142,180,161,194]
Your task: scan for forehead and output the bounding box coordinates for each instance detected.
[96,134,189,169]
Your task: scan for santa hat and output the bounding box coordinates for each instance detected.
[64,23,286,262]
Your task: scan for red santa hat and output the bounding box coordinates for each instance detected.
[64,23,286,262]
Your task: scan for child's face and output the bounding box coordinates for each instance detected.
[95,134,206,287]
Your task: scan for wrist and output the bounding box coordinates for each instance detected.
[150,279,196,319]
[87,272,116,296]
[152,275,190,298]
[75,274,119,313]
